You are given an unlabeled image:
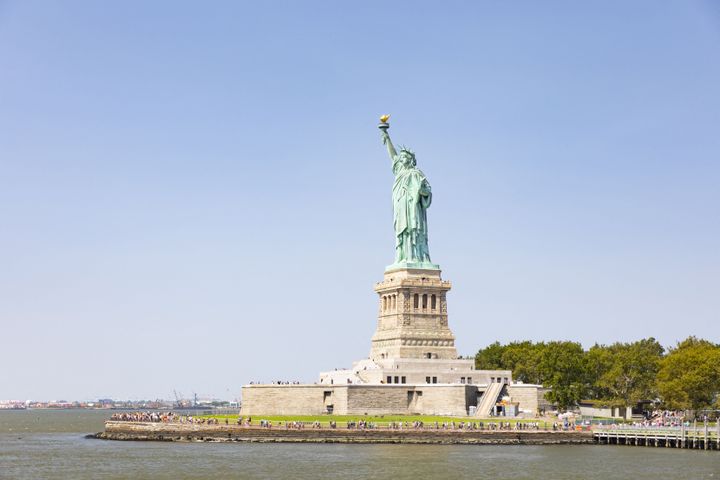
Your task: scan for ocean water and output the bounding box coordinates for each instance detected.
[1,410,718,479]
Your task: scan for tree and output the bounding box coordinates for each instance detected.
[475,341,544,383]
[500,341,543,384]
[657,337,720,411]
[584,344,614,400]
[475,342,506,370]
[537,341,587,410]
[474,336,720,412]
[587,338,663,406]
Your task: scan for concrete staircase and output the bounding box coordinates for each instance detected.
[475,382,504,417]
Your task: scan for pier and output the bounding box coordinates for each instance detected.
[593,424,720,450]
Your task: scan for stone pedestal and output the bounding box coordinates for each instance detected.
[246,264,526,416]
[370,267,457,361]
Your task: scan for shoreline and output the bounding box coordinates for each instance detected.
[93,421,593,445]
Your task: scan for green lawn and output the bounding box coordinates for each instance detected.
[199,414,554,427]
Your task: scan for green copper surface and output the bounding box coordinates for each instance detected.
[380,124,439,271]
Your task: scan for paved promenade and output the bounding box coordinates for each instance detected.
[96,421,593,445]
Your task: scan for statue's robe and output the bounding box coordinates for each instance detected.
[392,158,432,263]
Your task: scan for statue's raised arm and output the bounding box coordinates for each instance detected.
[381,129,397,160]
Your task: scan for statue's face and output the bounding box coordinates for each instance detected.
[399,151,415,167]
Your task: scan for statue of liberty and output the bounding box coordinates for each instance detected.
[379,116,438,270]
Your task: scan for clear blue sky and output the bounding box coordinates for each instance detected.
[1,1,718,401]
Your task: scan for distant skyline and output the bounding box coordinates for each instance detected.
[1,1,719,401]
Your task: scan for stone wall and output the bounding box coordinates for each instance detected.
[98,421,594,444]
[507,385,551,415]
[415,385,476,416]
[345,385,473,416]
[242,384,547,416]
[328,385,349,415]
[242,385,329,416]
[345,386,411,415]
[242,384,476,416]
[242,383,547,417]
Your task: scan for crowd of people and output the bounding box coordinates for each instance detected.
[592,409,719,430]
[647,409,685,426]
[248,381,301,385]
[110,412,230,425]
[179,416,222,425]
[600,410,690,428]
[604,411,688,429]
[250,419,553,431]
[552,421,577,431]
[109,413,568,431]
[110,412,177,423]
[346,420,377,429]
[112,410,676,433]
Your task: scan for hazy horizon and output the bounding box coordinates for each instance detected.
[1,1,719,401]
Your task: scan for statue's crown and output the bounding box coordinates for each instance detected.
[398,145,415,156]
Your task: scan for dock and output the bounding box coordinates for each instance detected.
[593,424,720,450]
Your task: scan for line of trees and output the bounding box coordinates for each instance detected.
[475,336,720,411]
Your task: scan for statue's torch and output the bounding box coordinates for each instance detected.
[378,114,390,132]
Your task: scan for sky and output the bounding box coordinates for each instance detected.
[1,1,719,401]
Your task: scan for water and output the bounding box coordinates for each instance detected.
[1,410,718,479]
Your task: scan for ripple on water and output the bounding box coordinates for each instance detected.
[0,411,718,480]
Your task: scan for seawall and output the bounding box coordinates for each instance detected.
[94,421,594,445]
